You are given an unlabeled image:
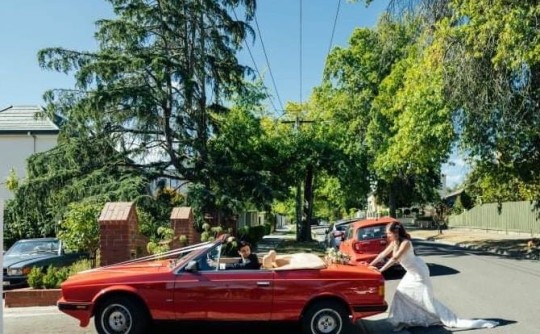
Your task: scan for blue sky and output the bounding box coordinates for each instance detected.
[0,0,465,187]
[0,0,389,108]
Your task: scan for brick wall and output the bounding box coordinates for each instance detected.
[171,206,200,247]
[98,202,146,266]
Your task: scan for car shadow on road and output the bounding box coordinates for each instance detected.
[153,321,302,334]
[382,263,459,281]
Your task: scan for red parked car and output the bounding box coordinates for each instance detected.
[339,217,399,267]
[58,235,387,334]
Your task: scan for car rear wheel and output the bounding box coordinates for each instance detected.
[94,295,149,334]
[302,301,351,334]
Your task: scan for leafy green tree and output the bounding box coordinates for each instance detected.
[438,1,540,197]
[4,135,147,245]
[201,83,293,226]
[37,0,257,223]
[57,202,102,259]
[464,162,540,204]
[367,22,454,216]
[361,0,540,204]
[314,15,452,217]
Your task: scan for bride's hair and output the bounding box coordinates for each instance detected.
[387,221,411,241]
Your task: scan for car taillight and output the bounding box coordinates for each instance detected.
[353,241,366,253]
[378,283,385,297]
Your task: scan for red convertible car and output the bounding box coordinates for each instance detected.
[58,235,387,334]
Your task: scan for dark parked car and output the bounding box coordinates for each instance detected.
[3,237,87,289]
[325,218,360,249]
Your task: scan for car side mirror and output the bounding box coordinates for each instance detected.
[185,260,199,272]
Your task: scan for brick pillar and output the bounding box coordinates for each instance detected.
[98,202,144,266]
[171,207,199,247]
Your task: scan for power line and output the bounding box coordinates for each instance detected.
[253,13,285,112]
[232,8,280,113]
[327,0,343,57]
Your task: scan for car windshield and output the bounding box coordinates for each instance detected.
[357,225,386,241]
[5,240,59,256]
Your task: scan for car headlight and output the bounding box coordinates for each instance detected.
[8,267,31,276]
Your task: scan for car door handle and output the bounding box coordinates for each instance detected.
[257,281,271,287]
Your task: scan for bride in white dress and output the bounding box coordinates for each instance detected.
[368,221,498,332]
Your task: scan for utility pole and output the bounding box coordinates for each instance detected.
[282,115,315,241]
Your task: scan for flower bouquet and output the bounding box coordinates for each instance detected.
[325,248,351,265]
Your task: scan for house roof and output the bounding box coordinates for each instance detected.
[442,189,464,199]
[0,105,60,134]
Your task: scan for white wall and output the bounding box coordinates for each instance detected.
[0,133,57,200]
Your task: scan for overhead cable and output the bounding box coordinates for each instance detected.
[253,13,285,112]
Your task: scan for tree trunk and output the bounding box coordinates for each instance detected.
[389,179,397,218]
[295,182,303,241]
[302,164,314,241]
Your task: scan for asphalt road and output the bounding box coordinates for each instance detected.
[4,240,539,334]
[361,240,540,333]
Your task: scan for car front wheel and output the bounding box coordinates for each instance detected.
[94,295,149,334]
[302,301,350,334]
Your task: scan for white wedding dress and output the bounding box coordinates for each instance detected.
[388,242,498,330]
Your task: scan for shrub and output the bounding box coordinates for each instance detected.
[58,202,101,259]
[26,259,94,289]
[42,266,60,289]
[69,259,93,275]
[237,225,267,246]
[27,267,44,289]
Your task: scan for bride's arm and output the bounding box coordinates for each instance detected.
[368,242,394,267]
[378,240,411,273]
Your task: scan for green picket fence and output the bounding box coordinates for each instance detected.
[449,201,540,235]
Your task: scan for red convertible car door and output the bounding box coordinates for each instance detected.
[174,270,274,321]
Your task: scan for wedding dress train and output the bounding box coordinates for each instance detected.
[388,243,498,330]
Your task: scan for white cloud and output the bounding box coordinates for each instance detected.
[442,150,470,188]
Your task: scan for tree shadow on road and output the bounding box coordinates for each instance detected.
[413,238,538,261]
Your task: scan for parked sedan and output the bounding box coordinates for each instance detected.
[3,237,87,289]
[339,217,398,267]
[58,235,388,334]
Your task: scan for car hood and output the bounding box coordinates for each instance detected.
[64,260,173,285]
[3,253,59,268]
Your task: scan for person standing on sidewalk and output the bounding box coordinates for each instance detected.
[368,221,498,332]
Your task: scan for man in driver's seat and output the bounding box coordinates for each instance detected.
[229,240,260,269]
[209,240,260,270]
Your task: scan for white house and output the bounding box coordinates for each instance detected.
[0,106,59,200]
